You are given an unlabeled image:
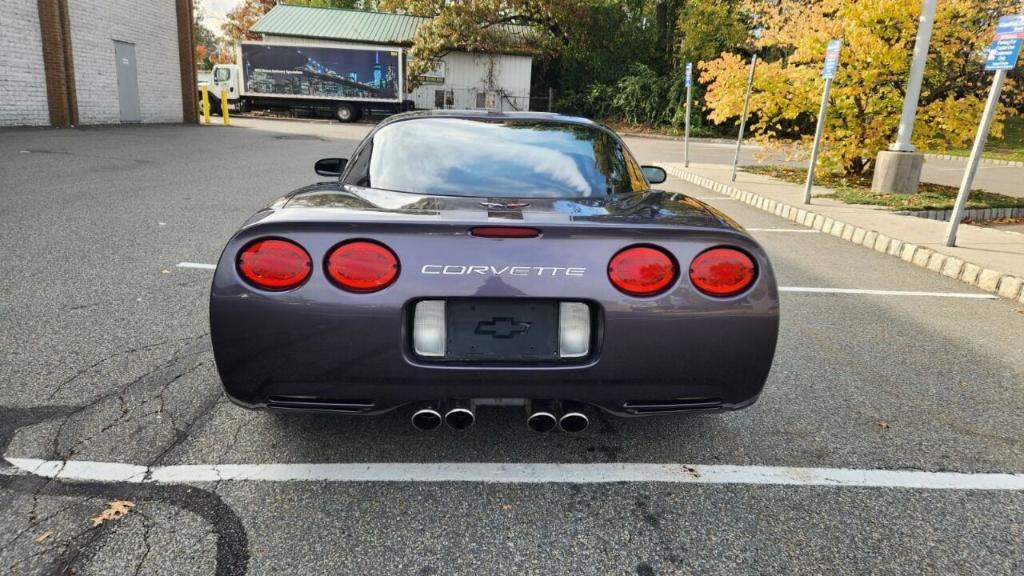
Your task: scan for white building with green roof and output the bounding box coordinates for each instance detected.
[251,4,535,112]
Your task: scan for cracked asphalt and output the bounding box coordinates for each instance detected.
[1,118,1023,575]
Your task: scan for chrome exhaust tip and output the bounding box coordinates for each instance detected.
[444,407,475,430]
[411,407,443,431]
[527,400,559,433]
[559,411,589,433]
[527,411,558,433]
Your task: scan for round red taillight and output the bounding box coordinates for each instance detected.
[689,247,757,297]
[608,245,677,296]
[326,240,399,292]
[237,238,311,291]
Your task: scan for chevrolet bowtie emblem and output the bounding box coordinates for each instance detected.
[475,318,531,338]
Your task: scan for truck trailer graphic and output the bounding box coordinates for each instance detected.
[241,44,400,100]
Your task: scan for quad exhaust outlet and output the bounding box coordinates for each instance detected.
[526,400,558,433]
[559,402,589,433]
[411,406,443,431]
[444,400,476,430]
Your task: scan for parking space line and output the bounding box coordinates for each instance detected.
[779,287,997,299]
[176,262,217,270]
[5,458,1023,490]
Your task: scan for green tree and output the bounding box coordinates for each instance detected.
[193,4,219,70]
[700,0,1021,175]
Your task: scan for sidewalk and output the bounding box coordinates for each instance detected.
[660,162,1024,304]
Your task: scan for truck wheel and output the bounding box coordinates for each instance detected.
[335,103,359,123]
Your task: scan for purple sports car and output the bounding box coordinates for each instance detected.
[210,111,779,433]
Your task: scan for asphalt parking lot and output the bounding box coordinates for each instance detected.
[1,119,1023,575]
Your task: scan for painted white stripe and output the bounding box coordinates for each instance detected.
[779,286,997,299]
[745,228,819,233]
[176,262,217,270]
[4,458,1023,490]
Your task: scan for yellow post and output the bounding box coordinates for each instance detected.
[202,84,210,124]
[220,89,230,126]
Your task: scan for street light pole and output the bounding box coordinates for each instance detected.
[890,0,938,153]
[870,0,937,194]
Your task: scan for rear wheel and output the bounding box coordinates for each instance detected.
[335,103,359,123]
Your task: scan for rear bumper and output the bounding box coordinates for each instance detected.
[210,222,780,418]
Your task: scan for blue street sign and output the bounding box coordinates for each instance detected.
[994,14,1024,39]
[822,39,842,79]
[985,15,1023,71]
[685,63,693,88]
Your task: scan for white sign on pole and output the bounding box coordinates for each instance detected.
[946,15,1022,246]
[803,40,842,204]
[730,55,757,182]
[684,62,693,167]
[822,39,842,79]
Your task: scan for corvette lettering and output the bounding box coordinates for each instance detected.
[421,265,586,277]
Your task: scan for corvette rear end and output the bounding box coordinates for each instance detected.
[209,111,779,432]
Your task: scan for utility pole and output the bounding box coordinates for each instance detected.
[870,0,937,194]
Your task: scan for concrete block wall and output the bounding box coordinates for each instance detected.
[68,0,183,124]
[0,0,51,126]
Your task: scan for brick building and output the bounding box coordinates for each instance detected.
[0,0,197,127]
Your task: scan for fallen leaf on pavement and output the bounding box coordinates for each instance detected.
[499,504,513,511]
[877,420,890,430]
[91,500,135,527]
[35,529,56,543]
[161,269,171,274]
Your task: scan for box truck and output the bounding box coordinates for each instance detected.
[201,41,413,122]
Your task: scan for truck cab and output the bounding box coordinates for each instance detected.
[199,64,241,113]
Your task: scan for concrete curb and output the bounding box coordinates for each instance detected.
[923,152,1024,168]
[896,206,1024,223]
[663,165,1024,305]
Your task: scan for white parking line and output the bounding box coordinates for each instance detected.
[779,287,997,299]
[4,458,1023,490]
[176,262,217,270]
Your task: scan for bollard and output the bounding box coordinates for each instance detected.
[202,85,210,124]
[220,89,230,126]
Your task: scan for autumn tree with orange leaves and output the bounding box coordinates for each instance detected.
[700,0,1022,175]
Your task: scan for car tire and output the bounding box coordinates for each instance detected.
[335,103,359,123]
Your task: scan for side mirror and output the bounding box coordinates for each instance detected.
[315,158,347,177]
[641,165,667,185]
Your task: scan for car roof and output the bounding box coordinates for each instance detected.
[378,109,601,129]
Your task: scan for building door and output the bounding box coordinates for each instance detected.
[113,41,141,123]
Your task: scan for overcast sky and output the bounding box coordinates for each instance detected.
[197,0,235,35]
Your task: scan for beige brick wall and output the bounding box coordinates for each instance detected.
[68,0,183,124]
[0,0,51,126]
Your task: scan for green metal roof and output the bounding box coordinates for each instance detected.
[251,4,533,49]
[252,5,428,45]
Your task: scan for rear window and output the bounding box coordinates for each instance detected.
[346,118,647,198]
